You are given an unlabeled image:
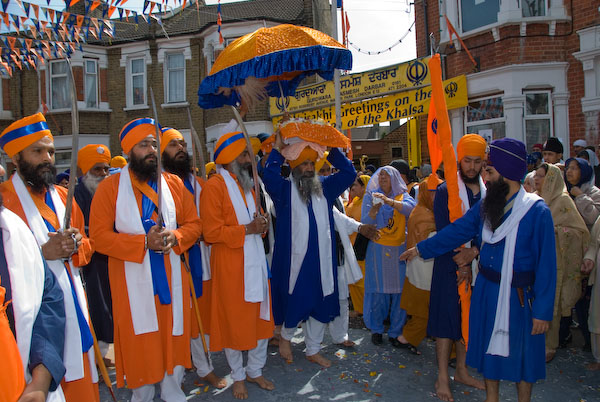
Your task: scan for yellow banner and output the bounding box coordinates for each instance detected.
[272,75,468,130]
[269,56,432,116]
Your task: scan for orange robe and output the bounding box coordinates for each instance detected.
[200,173,274,352]
[190,176,212,338]
[89,172,201,389]
[0,181,99,402]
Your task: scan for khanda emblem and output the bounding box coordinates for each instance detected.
[431,118,438,134]
[407,59,427,86]
[275,96,291,113]
[387,216,395,230]
[445,81,458,98]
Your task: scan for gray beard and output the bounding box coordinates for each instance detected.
[82,172,104,195]
[292,170,323,203]
[230,160,254,193]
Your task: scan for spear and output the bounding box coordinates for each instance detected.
[149,87,164,228]
[186,106,206,180]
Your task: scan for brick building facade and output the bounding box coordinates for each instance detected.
[0,0,314,171]
[413,0,600,159]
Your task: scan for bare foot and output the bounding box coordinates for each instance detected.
[269,337,280,347]
[335,339,355,347]
[279,338,293,362]
[349,310,361,318]
[200,371,227,389]
[232,380,248,399]
[545,350,556,363]
[435,376,454,402]
[396,334,409,344]
[586,362,600,370]
[454,369,485,390]
[247,375,275,391]
[306,353,332,368]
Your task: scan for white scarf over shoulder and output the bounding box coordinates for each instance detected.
[217,167,270,321]
[482,187,540,357]
[290,178,334,297]
[115,166,184,336]
[11,173,97,384]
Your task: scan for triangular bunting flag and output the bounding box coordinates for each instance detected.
[55,11,63,24]
[1,12,8,28]
[65,0,71,8]
[134,11,138,24]
[108,5,116,18]
[118,8,123,20]
[149,2,155,14]
[90,0,100,11]
[47,8,54,22]
[0,0,10,13]
[70,0,80,6]
[32,4,38,19]
[142,0,148,13]
[89,26,97,39]
[22,1,29,16]
[91,17,98,31]
[76,15,84,27]
[125,9,130,21]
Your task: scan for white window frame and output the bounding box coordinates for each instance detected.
[523,89,553,148]
[127,57,147,108]
[49,59,70,111]
[164,52,186,104]
[458,0,500,34]
[521,0,548,17]
[464,94,506,140]
[84,58,99,109]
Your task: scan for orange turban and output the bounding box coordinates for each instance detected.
[78,144,111,175]
[214,131,246,165]
[0,113,53,157]
[457,134,487,162]
[288,146,319,169]
[110,156,127,168]
[160,127,184,154]
[205,162,216,174]
[119,118,158,154]
[315,151,332,172]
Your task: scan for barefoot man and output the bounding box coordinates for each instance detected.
[200,131,274,399]
[402,138,556,402]
[263,129,356,368]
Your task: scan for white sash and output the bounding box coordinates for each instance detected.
[290,178,334,297]
[189,174,211,281]
[482,187,540,357]
[457,171,486,283]
[11,174,97,383]
[217,167,270,321]
[406,232,436,290]
[332,208,362,299]
[115,166,184,336]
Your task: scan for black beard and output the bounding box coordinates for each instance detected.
[459,165,481,184]
[129,152,157,182]
[18,157,56,194]
[481,176,510,232]
[230,160,253,192]
[162,151,191,179]
[292,167,323,202]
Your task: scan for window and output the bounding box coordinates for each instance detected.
[465,96,505,141]
[84,59,98,108]
[524,91,552,150]
[166,53,185,103]
[522,0,546,17]
[460,0,499,32]
[129,57,146,106]
[50,60,70,110]
[391,147,403,158]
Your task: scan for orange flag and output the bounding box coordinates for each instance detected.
[429,54,472,348]
[0,284,25,401]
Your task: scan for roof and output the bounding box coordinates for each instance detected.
[105,0,306,44]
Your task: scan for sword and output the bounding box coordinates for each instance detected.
[230,106,260,211]
[63,58,79,229]
[149,88,164,228]
[186,106,206,181]
[181,253,210,362]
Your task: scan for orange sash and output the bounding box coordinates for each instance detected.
[0,280,25,402]
[130,176,159,208]
[28,190,60,230]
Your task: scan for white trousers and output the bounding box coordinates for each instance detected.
[224,338,268,382]
[281,316,326,356]
[131,365,186,402]
[191,334,214,378]
[328,298,350,344]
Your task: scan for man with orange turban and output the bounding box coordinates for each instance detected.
[89,118,202,401]
[263,133,356,368]
[200,131,274,399]
[159,127,226,390]
[74,144,114,369]
[0,113,98,402]
[427,133,487,401]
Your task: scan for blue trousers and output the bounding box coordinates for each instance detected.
[363,292,407,338]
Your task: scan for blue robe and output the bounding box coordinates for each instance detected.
[0,231,66,392]
[418,197,556,383]
[263,148,356,328]
[428,182,480,340]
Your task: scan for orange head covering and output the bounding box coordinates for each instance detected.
[0,113,53,157]
[214,131,246,165]
[358,174,370,187]
[119,118,158,154]
[205,162,216,174]
[78,144,111,175]
[110,156,127,168]
[249,137,261,156]
[457,133,487,162]
[315,151,332,172]
[288,146,319,169]
[160,127,184,154]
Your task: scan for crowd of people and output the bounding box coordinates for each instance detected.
[0,111,598,402]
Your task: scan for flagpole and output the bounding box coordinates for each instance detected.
[331,0,342,132]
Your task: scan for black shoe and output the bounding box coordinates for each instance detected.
[389,337,402,347]
[559,332,573,349]
[371,333,383,345]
